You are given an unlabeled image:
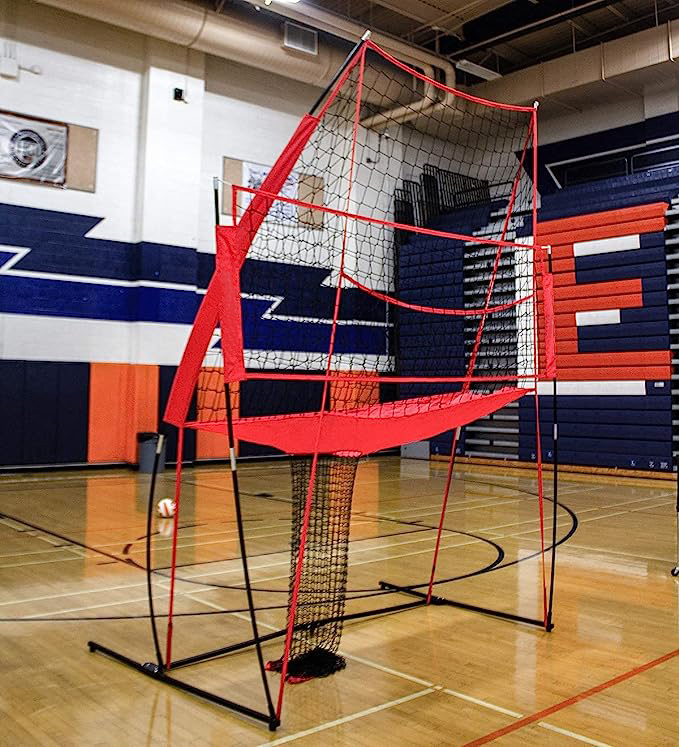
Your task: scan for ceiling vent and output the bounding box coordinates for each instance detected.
[283,21,318,56]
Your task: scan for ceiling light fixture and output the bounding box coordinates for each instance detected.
[264,0,302,5]
[455,59,502,81]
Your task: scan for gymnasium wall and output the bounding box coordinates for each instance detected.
[0,1,396,467]
[0,1,316,466]
[3,1,679,472]
[417,105,679,472]
[526,100,679,471]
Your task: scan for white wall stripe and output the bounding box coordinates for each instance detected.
[537,380,648,396]
[575,309,621,327]
[573,234,639,256]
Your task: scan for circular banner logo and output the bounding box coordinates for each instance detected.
[9,129,48,169]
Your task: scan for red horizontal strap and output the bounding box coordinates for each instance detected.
[554,340,578,353]
[558,350,670,367]
[551,271,577,286]
[244,372,543,384]
[556,293,642,313]
[342,271,533,316]
[550,278,641,301]
[233,185,545,252]
[365,40,535,113]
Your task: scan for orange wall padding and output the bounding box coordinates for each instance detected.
[535,202,670,382]
[537,202,667,239]
[88,363,159,463]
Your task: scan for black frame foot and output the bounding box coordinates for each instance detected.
[87,641,278,729]
[378,581,552,630]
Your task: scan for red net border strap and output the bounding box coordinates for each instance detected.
[243,373,550,384]
[365,40,535,114]
[342,270,532,317]
[231,184,546,253]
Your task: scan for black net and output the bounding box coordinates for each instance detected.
[266,455,358,681]
[182,42,549,684]
[193,44,541,434]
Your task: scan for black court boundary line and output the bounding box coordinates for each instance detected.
[0,493,576,623]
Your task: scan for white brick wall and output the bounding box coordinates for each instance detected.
[0,1,144,242]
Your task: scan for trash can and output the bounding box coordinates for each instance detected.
[137,432,166,473]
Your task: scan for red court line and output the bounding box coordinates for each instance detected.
[463,647,679,747]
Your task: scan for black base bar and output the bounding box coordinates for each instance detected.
[378,581,553,631]
[169,599,426,671]
[88,641,280,731]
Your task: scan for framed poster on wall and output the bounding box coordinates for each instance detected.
[0,111,68,185]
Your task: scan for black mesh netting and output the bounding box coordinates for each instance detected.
[193,44,542,431]
[266,455,358,681]
[177,41,551,684]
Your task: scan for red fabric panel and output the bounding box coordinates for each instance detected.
[163,115,322,425]
[216,227,246,382]
[542,271,556,377]
[190,386,530,455]
[164,279,220,426]
[237,114,320,261]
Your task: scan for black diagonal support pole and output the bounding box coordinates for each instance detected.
[213,180,278,729]
[308,30,371,116]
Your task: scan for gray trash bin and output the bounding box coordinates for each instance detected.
[137,432,166,473]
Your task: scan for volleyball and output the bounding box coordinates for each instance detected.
[156,498,176,518]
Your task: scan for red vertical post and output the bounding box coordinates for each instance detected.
[275,45,368,721]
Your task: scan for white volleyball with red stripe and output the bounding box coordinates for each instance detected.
[156,498,176,518]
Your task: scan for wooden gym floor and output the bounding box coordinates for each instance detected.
[1,456,678,746]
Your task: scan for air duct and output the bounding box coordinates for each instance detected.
[32,0,455,91]
[473,19,679,106]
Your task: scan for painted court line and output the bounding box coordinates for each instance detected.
[186,599,608,747]
[342,653,435,687]
[557,542,674,564]
[177,530,474,585]
[23,595,151,618]
[259,688,435,746]
[462,647,679,746]
[441,690,608,745]
[442,688,521,718]
[538,722,613,746]
[0,582,150,607]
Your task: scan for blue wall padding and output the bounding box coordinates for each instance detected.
[0,361,89,466]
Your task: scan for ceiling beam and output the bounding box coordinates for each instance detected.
[362,0,434,26]
[448,0,616,58]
